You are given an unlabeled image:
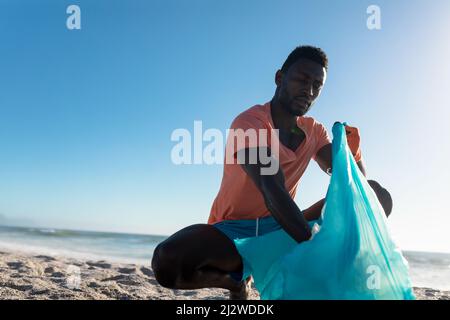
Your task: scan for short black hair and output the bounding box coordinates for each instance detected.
[281,45,328,73]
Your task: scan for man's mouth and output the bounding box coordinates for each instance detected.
[294,97,311,108]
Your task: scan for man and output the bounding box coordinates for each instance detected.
[151,46,393,299]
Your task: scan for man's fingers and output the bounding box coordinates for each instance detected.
[345,126,359,135]
[333,121,358,136]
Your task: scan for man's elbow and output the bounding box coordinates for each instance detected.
[260,174,284,197]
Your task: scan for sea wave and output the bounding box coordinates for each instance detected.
[27,228,80,238]
[0,225,167,243]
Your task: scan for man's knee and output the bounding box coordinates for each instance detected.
[368,180,393,217]
[151,242,179,289]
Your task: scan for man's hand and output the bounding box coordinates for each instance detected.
[315,122,367,177]
[344,124,362,162]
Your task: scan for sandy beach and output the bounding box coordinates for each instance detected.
[0,249,258,300]
[0,249,448,300]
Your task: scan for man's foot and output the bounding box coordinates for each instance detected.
[229,276,253,300]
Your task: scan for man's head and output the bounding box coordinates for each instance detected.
[275,46,328,116]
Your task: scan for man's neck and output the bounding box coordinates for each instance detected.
[270,97,298,132]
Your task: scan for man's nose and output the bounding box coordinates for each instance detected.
[302,84,314,97]
[308,85,314,96]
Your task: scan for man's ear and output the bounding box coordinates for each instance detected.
[275,69,283,86]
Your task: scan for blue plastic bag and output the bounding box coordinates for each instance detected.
[234,122,415,300]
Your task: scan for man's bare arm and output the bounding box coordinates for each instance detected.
[315,143,367,177]
[237,147,311,243]
[303,135,367,222]
[302,198,325,221]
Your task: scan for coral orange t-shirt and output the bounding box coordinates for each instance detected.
[208,102,331,224]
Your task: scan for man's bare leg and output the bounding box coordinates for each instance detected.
[151,224,251,299]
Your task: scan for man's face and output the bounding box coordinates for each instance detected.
[276,58,327,116]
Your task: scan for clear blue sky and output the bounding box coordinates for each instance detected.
[1,0,449,253]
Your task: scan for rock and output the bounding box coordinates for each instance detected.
[140,267,154,277]
[88,282,101,288]
[51,272,65,278]
[87,261,112,269]
[34,255,56,262]
[118,267,136,274]
[44,267,55,274]
[7,262,24,269]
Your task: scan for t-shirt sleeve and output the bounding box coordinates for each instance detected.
[312,121,331,161]
[225,113,269,161]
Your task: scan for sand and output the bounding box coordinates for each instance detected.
[0,249,447,300]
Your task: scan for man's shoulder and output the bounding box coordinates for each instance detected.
[299,115,327,131]
[230,103,270,128]
[299,116,330,145]
[236,103,269,119]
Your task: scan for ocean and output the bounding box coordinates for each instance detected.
[0,225,449,291]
